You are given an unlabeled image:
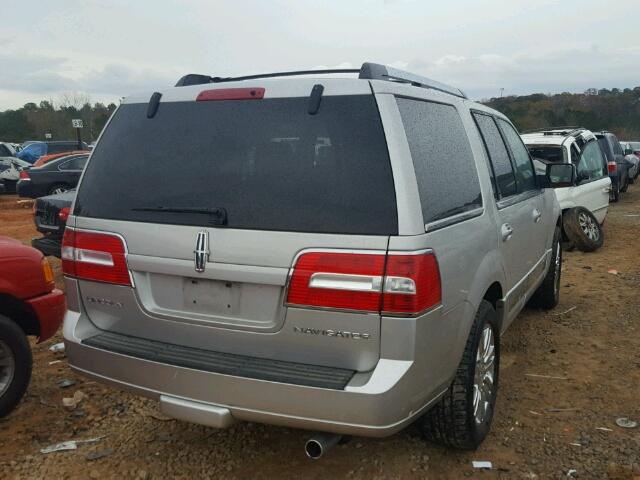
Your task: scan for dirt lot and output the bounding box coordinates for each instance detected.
[0,192,638,480]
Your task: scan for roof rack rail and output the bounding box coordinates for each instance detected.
[523,126,586,135]
[175,62,467,99]
[175,69,359,87]
[358,63,467,98]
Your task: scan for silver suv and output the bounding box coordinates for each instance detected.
[62,63,563,455]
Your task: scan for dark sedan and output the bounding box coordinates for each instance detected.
[17,153,88,198]
[31,190,74,257]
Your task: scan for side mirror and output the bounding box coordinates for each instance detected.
[546,163,575,188]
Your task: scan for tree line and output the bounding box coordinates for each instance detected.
[1,86,639,145]
[0,94,118,144]
[484,87,640,140]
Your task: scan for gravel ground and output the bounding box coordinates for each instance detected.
[0,191,639,480]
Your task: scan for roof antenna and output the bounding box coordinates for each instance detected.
[147,92,162,119]
[308,84,324,115]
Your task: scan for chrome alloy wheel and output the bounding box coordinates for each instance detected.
[0,339,15,397]
[578,212,599,241]
[473,325,495,425]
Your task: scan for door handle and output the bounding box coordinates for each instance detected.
[533,208,542,223]
[501,223,513,242]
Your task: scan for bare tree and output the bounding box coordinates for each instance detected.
[58,92,92,111]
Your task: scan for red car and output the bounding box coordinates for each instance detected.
[0,236,65,416]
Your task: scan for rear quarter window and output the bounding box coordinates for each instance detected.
[396,98,482,225]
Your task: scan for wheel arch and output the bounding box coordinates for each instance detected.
[0,294,40,337]
[466,250,507,332]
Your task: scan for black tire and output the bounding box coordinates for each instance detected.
[563,207,604,252]
[529,226,562,309]
[420,300,499,450]
[48,184,69,195]
[0,314,32,417]
[610,180,620,202]
[620,175,629,193]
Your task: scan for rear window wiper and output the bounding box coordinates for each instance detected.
[131,206,227,225]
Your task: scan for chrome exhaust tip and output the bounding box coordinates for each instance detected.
[305,433,342,459]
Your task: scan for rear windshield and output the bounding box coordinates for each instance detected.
[526,146,565,163]
[75,95,398,235]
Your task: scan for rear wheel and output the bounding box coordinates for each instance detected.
[419,300,499,450]
[610,180,620,202]
[0,315,32,417]
[529,226,562,309]
[563,207,604,252]
[48,184,69,195]
[620,173,629,193]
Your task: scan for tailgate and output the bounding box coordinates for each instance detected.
[71,83,398,371]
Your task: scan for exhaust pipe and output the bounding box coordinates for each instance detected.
[305,433,343,459]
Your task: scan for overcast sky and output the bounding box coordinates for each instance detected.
[1,0,639,110]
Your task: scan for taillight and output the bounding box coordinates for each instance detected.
[608,161,617,174]
[58,207,70,222]
[19,170,30,180]
[286,250,441,316]
[287,252,385,312]
[196,87,265,101]
[62,229,131,286]
[382,253,441,314]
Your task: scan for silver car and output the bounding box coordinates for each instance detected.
[62,63,563,456]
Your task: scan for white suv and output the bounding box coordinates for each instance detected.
[522,128,610,252]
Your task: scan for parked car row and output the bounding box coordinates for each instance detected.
[0,63,637,459]
[0,139,90,193]
[16,141,89,164]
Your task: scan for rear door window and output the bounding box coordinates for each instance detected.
[578,141,606,180]
[473,112,517,198]
[496,119,537,193]
[75,95,398,235]
[396,98,482,224]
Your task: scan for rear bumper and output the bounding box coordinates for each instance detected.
[31,236,62,258]
[28,289,66,342]
[63,310,446,437]
[16,179,36,198]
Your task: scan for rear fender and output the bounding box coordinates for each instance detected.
[465,249,506,329]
